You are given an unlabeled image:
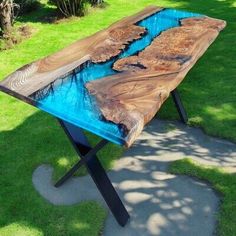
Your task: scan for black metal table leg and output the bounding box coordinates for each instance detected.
[55,119,130,226]
[171,89,188,124]
[84,152,130,226]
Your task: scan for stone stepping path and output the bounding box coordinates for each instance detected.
[33,119,236,235]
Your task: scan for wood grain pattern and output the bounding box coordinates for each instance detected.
[0,6,162,97]
[86,16,226,147]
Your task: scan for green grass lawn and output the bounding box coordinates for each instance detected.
[0,0,235,235]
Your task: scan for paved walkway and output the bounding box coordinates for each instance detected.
[32,119,236,236]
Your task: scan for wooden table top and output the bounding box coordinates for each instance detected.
[0,6,226,147]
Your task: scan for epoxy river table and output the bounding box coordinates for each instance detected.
[0,6,225,226]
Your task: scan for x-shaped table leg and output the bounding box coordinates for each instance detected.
[55,119,130,226]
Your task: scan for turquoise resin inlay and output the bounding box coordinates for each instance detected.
[33,9,201,145]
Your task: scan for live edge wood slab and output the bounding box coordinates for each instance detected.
[0,6,226,147]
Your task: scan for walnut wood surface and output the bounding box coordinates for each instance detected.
[86,17,226,147]
[0,6,161,97]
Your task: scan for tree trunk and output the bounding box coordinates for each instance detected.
[90,0,103,6]
[0,0,13,35]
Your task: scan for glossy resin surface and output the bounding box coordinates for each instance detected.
[32,9,201,145]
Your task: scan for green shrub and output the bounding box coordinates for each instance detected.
[50,0,89,17]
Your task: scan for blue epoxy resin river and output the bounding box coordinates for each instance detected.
[34,9,201,145]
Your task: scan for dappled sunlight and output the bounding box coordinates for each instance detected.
[124,192,152,204]
[147,213,167,235]
[151,172,175,180]
[32,117,231,235]
[71,221,90,230]
[105,144,219,235]
[57,157,70,167]
[33,153,219,235]
[134,119,236,168]
[102,129,228,234]
[204,103,236,121]
[0,222,43,236]
[119,180,160,190]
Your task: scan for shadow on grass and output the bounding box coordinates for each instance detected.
[0,111,124,235]
[16,1,108,24]
[17,1,58,24]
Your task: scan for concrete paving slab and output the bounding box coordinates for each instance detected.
[135,119,236,172]
[33,119,236,235]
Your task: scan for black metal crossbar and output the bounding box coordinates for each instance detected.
[55,88,187,226]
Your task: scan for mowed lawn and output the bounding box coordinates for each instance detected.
[0,0,235,235]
